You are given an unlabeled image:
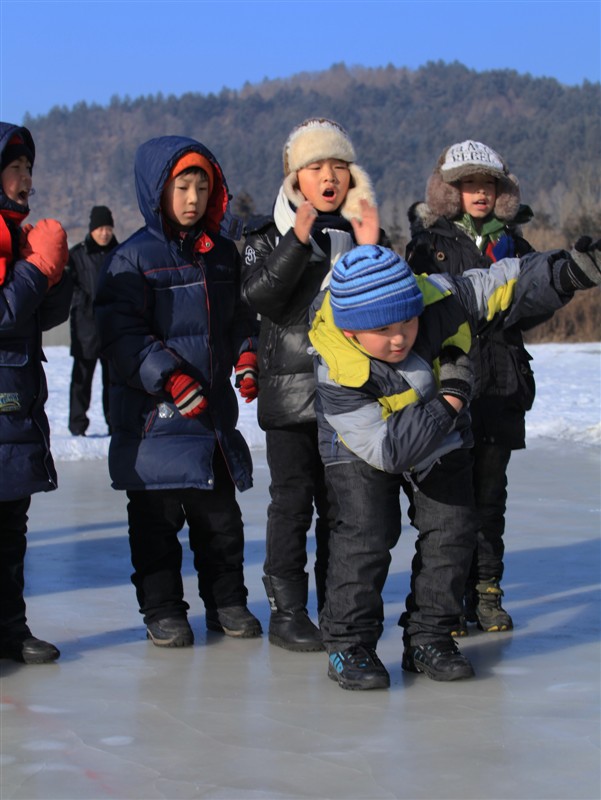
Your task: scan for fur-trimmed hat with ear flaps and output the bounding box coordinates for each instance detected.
[282,118,376,221]
[425,140,520,222]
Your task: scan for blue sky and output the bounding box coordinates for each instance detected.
[1,0,599,123]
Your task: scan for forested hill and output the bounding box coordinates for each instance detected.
[24,60,600,250]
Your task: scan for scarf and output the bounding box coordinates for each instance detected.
[453,212,515,263]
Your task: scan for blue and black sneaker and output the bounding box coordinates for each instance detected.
[328,644,390,690]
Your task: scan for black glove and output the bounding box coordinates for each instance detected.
[562,236,601,290]
[438,346,474,407]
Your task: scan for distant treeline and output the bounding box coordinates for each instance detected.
[26,61,600,342]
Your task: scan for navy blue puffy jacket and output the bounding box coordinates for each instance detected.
[0,122,73,501]
[95,136,256,492]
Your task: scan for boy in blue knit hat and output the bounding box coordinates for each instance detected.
[309,239,601,689]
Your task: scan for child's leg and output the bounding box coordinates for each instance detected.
[402,449,476,643]
[469,441,513,631]
[400,449,476,681]
[126,489,189,624]
[263,424,322,581]
[262,423,325,649]
[322,460,402,652]
[185,449,261,638]
[0,497,60,663]
[472,441,511,581]
[0,497,31,637]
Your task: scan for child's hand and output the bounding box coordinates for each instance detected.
[351,200,380,245]
[438,346,474,410]
[294,201,317,245]
[235,351,258,403]
[568,236,601,288]
[165,371,208,417]
[20,219,68,288]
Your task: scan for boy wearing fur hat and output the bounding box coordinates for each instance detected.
[309,240,601,689]
[406,140,536,633]
[67,205,118,437]
[0,122,72,664]
[95,136,261,647]
[242,118,386,651]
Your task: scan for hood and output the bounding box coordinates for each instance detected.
[134,135,229,239]
[0,122,35,216]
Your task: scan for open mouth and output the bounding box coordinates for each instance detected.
[323,189,336,199]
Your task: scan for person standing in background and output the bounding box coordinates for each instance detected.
[67,205,118,436]
[405,140,536,633]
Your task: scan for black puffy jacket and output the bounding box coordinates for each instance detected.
[406,203,537,449]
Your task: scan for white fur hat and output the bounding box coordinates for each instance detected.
[282,118,376,221]
[283,118,356,175]
[426,139,520,221]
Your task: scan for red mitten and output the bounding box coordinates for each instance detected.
[235,351,258,403]
[165,371,208,417]
[20,219,68,288]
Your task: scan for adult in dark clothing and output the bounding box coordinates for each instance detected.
[405,140,538,634]
[67,205,117,435]
[242,118,386,651]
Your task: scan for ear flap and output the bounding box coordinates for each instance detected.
[282,172,307,208]
[340,164,376,221]
[426,170,462,219]
[494,174,521,221]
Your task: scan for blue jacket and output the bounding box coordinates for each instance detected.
[95,136,256,492]
[0,121,73,501]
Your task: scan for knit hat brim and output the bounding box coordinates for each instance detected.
[168,152,215,196]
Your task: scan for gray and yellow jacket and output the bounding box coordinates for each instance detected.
[309,250,575,479]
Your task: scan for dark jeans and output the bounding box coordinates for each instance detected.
[126,450,249,624]
[69,356,110,434]
[264,424,331,597]
[469,442,512,583]
[321,449,476,652]
[0,497,31,637]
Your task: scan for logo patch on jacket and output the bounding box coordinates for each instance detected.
[0,392,21,413]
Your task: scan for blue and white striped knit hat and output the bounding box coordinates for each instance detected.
[329,245,424,330]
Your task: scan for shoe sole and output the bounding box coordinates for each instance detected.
[206,621,262,638]
[268,633,324,652]
[327,665,390,690]
[408,658,475,682]
[477,622,513,632]
[146,631,193,647]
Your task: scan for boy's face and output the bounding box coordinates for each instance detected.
[161,171,209,228]
[297,158,351,213]
[459,173,497,219]
[344,317,420,364]
[1,155,32,205]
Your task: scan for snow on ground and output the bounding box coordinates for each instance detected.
[43,342,601,462]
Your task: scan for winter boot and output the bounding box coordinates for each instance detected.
[263,575,323,652]
[472,578,513,632]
